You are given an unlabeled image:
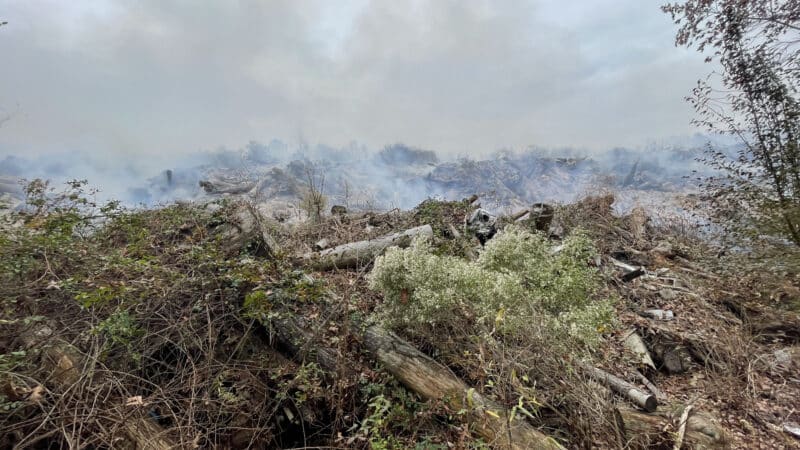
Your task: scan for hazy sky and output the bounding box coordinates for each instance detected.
[0,0,707,159]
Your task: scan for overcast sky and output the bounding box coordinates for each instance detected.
[0,0,708,160]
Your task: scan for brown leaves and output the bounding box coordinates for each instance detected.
[1,381,46,404]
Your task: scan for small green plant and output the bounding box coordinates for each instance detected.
[94,309,142,361]
[368,226,615,350]
[75,285,125,308]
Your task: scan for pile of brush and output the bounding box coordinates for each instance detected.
[1,181,799,448]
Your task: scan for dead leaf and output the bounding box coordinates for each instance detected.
[1,380,28,401]
[27,385,46,403]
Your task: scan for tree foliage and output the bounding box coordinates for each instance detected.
[663,0,800,245]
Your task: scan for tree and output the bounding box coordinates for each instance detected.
[663,0,800,245]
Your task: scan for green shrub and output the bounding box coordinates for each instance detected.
[368,226,614,350]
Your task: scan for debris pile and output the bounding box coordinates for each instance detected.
[1,182,799,448]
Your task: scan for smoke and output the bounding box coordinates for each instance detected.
[0,135,738,216]
[0,0,707,159]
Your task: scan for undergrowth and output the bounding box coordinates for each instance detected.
[369,226,615,351]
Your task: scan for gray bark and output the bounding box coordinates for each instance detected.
[580,363,657,412]
[301,225,433,270]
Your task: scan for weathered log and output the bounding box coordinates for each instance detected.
[618,404,728,448]
[634,370,665,402]
[640,309,675,321]
[628,207,648,243]
[269,315,349,377]
[608,257,645,282]
[215,203,279,256]
[301,225,433,270]
[363,326,564,450]
[20,326,174,450]
[314,238,330,251]
[199,178,256,194]
[510,209,530,221]
[623,330,656,371]
[673,404,694,450]
[265,314,563,449]
[580,363,657,412]
[448,223,462,239]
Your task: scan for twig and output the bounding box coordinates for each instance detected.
[634,370,665,402]
[673,404,694,450]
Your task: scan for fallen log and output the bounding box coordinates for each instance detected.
[301,225,433,270]
[635,370,665,402]
[580,363,657,412]
[265,315,563,449]
[618,404,728,448]
[199,178,256,194]
[363,326,564,450]
[269,315,350,378]
[20,326,175,450]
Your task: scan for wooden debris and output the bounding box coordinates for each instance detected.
[608,257,646,282]
[301,225,433,270]
[629,206,648,243]
[580,363,657,412]
[364,326,564,450]
[643,323,720,372]
[635,370,665,402]
[673,404,693,450]
[448,223,462,239]
[640,309,675,321]
[215,203,279,256]
[784,422,800,440]
[466,209,498,244]
[510,209,530,221]
[623,329,657,370]
[529,203,554,232]
[268,315,564,449]
[314,238,330,251]
[618,405,728,448]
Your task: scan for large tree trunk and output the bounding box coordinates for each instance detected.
[618,405,729,449]
[363,326,564,450]
[20,326,175,450]
[301,225,433,270]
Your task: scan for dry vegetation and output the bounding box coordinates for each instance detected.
[1,181,800,449]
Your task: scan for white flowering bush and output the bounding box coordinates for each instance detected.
[368,226,614,349]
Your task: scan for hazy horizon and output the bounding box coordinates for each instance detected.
[0,1,708,161]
